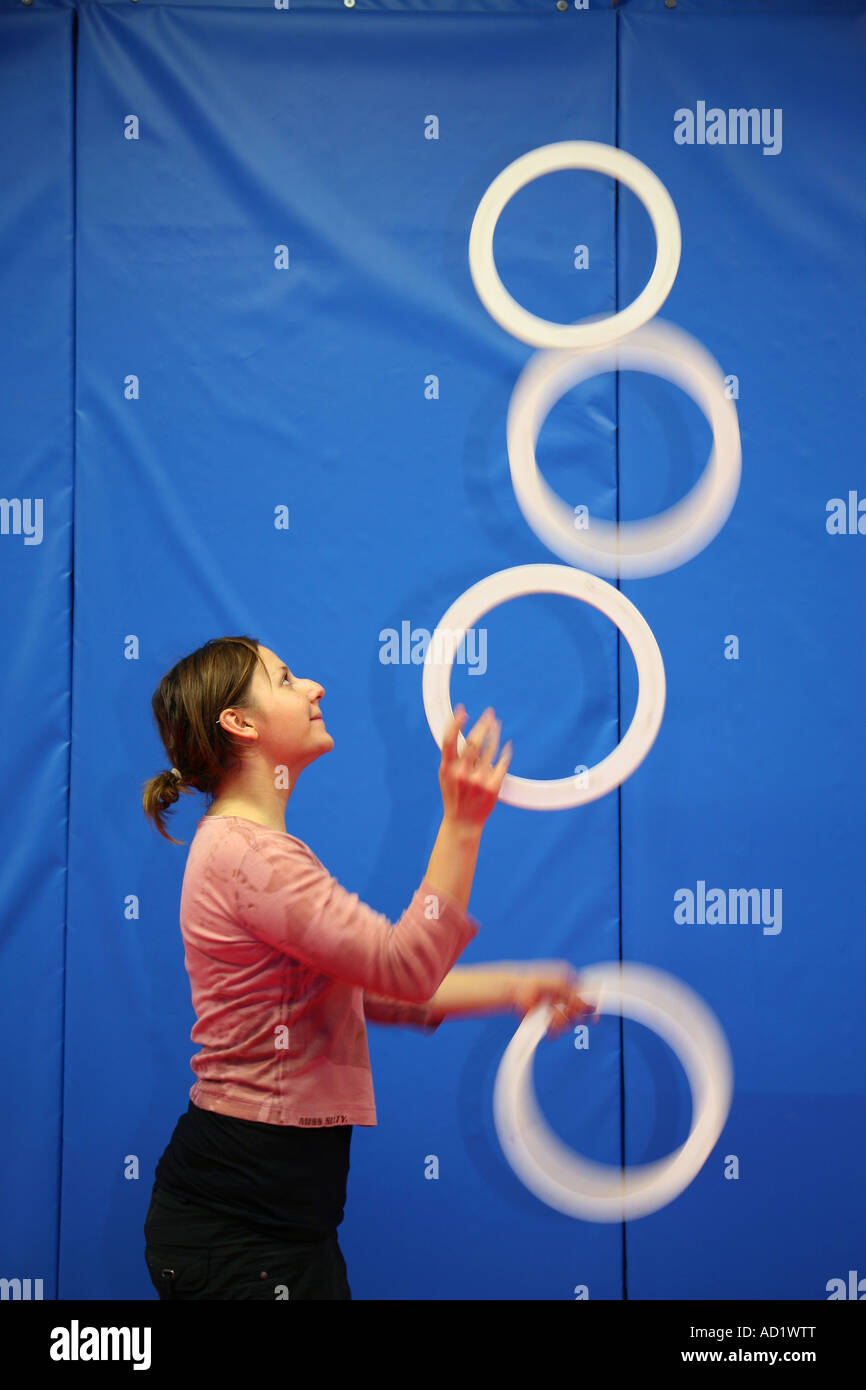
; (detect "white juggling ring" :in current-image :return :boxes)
[468,141,681,350]
[421,563,665,810]
[506,318,742,577]
[493,962,734,1222]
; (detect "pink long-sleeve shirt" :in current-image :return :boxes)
[180,814,481,1127]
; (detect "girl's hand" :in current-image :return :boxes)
[439,704,513,831]
[509,965,600,1038]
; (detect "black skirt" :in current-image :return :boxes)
[153,1099,353,1240]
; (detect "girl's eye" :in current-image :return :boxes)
[282,673,293,687]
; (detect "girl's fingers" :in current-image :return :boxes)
[493,743,513,787]
[479,718,501,768]
[445,708,511,779]
[442,706,466,765]
[460,709,495,767]
[466,708,492,742]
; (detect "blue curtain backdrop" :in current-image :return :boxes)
[1,0,864,1301]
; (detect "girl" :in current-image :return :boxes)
[141,634,592,1300]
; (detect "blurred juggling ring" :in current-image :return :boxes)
[421,563,666,810]
[492,962,734,1222]
[506,318,742,578]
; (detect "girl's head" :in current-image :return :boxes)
[142,635,330,844]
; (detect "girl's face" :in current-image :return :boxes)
[246,644,333,768]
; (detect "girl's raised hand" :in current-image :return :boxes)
[439,704,513,831]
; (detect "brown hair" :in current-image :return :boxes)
[141,635,268,845]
